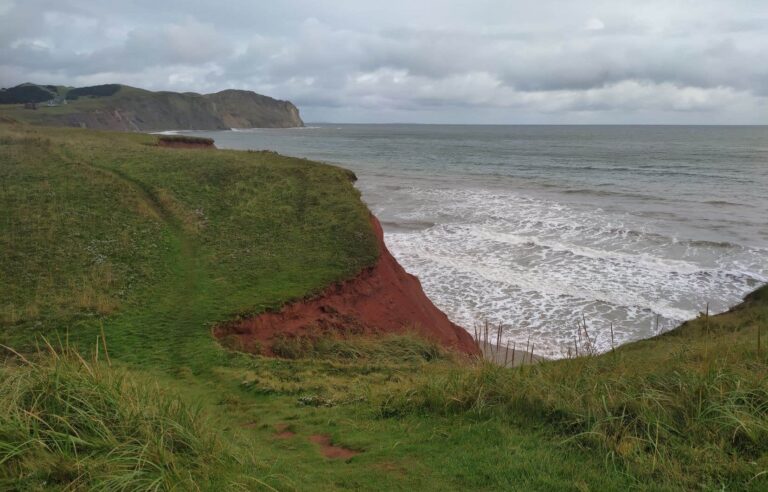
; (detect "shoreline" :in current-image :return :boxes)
[480,341,546,366]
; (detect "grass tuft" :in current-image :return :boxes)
[0,344,239,490]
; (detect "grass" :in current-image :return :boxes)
[0,343,246,490]
[380,286,768,490]
[0,122,377,369]
[1,120,766,490]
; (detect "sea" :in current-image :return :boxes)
[179,125,768,357]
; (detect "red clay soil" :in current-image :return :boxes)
[214,215,479,356]
[309,435,360,459]
[157,140,216,149]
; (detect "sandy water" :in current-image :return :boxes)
[183,125,768,357]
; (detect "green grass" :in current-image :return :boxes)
[380,286,768,490]
[0,122,377,370]
[0,344,250,490]
[1,121,766,490]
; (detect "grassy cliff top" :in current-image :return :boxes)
[0,122,377,367]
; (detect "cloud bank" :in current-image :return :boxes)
[1,0,766,123]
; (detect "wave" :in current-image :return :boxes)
[702,200,743,207]
[468,227,705,275]
[377,181,767,357]
[391,244,702,322]
[560,187,664,202]
[381,220,435,232]
[230,126,323,132]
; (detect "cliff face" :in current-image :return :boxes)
[214,215,480,356]
[206,89,303,128]
[1,84,304,131]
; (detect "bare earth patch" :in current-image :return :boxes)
[309,434,360,460]
[274,423,296,439]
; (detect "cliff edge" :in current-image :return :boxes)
[214,215,480,356]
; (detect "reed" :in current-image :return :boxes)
[610,321,615,352]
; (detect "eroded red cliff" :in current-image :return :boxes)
[214,215,480,356]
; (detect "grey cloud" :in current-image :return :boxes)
[0,0,766,123]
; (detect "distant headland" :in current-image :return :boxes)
[0,82,304,131]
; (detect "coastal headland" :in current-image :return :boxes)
[0,82,304,131]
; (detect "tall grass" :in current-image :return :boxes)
[379,290,768,489]
[0,345,236,490]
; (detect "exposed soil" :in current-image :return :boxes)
[309,434,360,460]
[274,423,296,439]
[214,215,479,356]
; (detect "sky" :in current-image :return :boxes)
[1,0,767,124]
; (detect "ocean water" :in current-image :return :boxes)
[183,125,768,357]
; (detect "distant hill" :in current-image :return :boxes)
[0,83,304,130]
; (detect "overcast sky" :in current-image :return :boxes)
[1,0,766,124]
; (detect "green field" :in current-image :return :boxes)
[1,122,766,490]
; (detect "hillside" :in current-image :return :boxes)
[1,122,766,490]
[0,83,304,130]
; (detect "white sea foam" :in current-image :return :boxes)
[374,186,768,357]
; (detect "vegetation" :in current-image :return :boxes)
[0,84,56,104]
[157,134,215,146]
[0,344,244,490]
[1,121,766,490]
[65,84,122,100]
[0,122,377,369]
[380,286,768,489]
